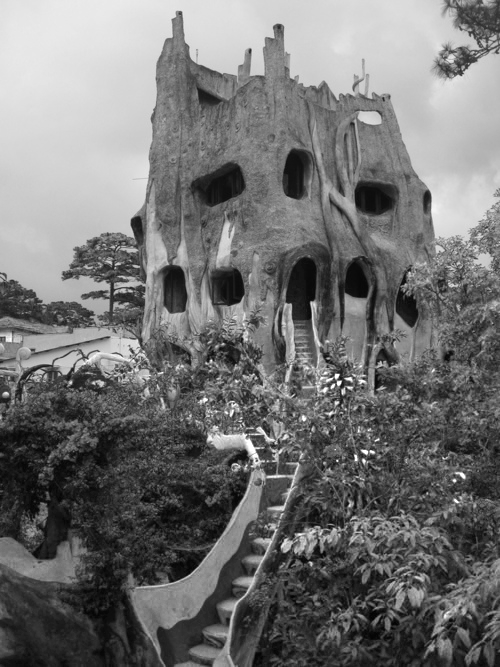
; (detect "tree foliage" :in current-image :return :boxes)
[0,277,44,320]
[2,196,500,663]
[43,301,96,328]
[256,196,500,666]
[258,336,500,666]
[435,0,500,78]
[0,275,95,326]
[62,233,144,323]
[405,190,500,367]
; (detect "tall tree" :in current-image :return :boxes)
[62,233,143,323]
[435,0,500,78]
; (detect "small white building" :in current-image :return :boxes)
[0,325,140,377]
[0,317,69,344]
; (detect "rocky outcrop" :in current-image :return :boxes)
[0,562,104,666]
[0,541,164,666]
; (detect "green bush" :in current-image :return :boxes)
[0,377,246,614]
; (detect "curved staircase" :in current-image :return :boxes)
[132,438,300,667]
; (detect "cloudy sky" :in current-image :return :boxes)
[1,0,499,312]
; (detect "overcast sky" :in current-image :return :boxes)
[1,0,499,312]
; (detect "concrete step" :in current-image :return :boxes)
[202,623,229,648]
[265,521,278,535]
[216,597,238,625]
[241,553,264,576]
[232,575,254,598]
[266,473,294,503]
[267,504,285,520]
[251,537,272,554]
[188,643,220,665]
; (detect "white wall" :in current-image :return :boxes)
[0,334,140,377]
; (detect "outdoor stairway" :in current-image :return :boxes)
[174,446,298,667]
[293,319,317,398]
[293,319,316,367]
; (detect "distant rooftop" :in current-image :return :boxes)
[0,326,129,362]
[0,317,71,335]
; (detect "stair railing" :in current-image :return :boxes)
[214,459,311,667]
[131,465,266,665]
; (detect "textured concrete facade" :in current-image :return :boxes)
[132,12,435,370]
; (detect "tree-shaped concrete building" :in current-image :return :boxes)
[132,12,435,371]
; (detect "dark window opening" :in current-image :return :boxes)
[423,190,432,215]
[197,88,222,107]
[345,261,369,298]
[396,272,418,328]
[283,151,306,199]
[203,166,245,207]
[164,267,188,313]
[286,258,317,320]
[212,269,244,306]
[355,185,393,215]
[131,216,144,245]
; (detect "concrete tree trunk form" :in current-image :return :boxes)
[132,12,435,370]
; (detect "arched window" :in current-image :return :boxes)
[286,258,317,320]
[196,164,245,207]
[197,87,222,107]
[345,261,369,298]
[130,216,144,245]
[396,272,418,327]
[423,190,432,215]
[283,150,312,200]
[211,269,244,306]
[355,184,394,215]
[164,267,187,313]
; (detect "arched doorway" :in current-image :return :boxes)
[286,258,317,320]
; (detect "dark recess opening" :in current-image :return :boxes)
[345,261,369,298]
[204,166,245,206]
[423,190,432,214]
[283,151,305,199]
[197,88,222,107]
[131,216,144,245]
[164,267,188,313]
[355,185,393,215]
[212,269,244,306]
[286,258,317,320]
[396,273,419,328]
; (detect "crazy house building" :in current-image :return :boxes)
[132,12,435,373]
